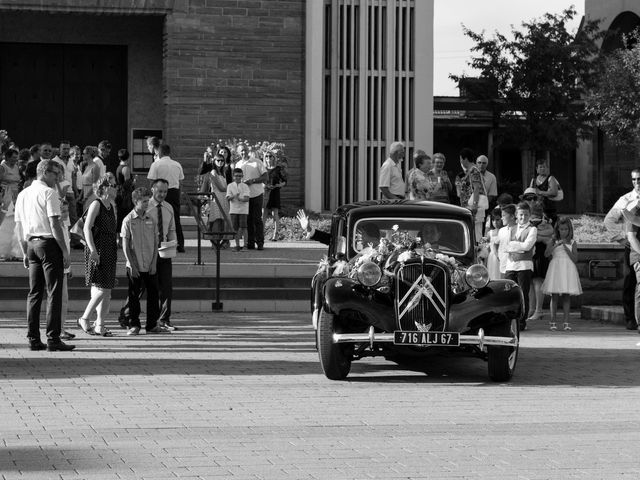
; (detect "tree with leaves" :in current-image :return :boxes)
[451,7,603,159]
[586,30,640,150]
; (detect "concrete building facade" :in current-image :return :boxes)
[0,0,434,212]
[584,0,640,212]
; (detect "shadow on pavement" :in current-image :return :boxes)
[347,345,640,387]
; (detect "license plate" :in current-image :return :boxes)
[394,331,460,346]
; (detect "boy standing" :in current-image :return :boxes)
[121,187,163,335]
[504,202,537,331]
[226,168,250,252]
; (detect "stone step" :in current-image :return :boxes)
[0,285,308,301]
[0,275,309,289]
[0,299,310,313]
[580,305,625,326]
[0,262,318,279]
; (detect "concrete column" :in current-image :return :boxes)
[305,0,324,211]
[414,0,434,159]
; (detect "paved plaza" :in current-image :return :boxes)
[1,313,639,479]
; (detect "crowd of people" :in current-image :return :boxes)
[2,127,636,347]
[0,130,291,350]
[197,142,288,250]
[0,131,190,350]
[376,141,582,332]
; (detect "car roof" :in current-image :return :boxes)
[334,200,473,221]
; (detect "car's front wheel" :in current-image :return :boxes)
[317,310,352,380]
[486,318,519,382]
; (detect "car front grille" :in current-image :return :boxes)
[395,260,449,331]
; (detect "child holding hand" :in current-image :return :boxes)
[226,168,250,252]
[542,217,582,331]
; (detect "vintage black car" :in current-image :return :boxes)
[310,200,523,382]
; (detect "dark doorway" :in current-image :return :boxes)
[0,42,127,155]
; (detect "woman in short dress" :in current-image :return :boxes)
[430,153,453,204]
[78,174,118,337]
[262,151,287,241]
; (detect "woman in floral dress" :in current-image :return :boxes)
[200,154,230,248]
[407,151,437,200]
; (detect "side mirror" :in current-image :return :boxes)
[336,236,347,256]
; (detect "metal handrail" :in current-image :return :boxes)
[183,191,235,310]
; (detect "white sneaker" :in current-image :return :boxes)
[160,321,176,331]
[127,326,140,336]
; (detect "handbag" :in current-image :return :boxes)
[70,200,94,244]
[466,168,489,210]
[530,176,563,202]
[549,182,564,202]
[468,194,489,210]
[70,215,86,244]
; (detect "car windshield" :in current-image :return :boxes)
[351,218,469,255]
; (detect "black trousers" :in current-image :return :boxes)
[505,269,532,322]
[120,257,172,325]
[247,194,264,248]
[157,257,172,323]
[165,188,184,249]
[126,270,160,331]
[623,245,637,325]
[27,238,64,342]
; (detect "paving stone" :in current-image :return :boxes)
[0,313,639,479]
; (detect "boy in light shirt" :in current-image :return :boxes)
[226,168,250,252]
[504,202,537,331]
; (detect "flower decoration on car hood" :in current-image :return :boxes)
[315,228,465,287]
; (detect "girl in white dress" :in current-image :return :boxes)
[487,207,503,280]
[542,217,582,331]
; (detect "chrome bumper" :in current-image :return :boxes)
[333,327,517,350]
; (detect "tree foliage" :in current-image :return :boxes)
[451,7,602,157]
[586,30,640,149]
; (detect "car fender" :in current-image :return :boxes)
[449,280,524,331]
[322,277,395,331]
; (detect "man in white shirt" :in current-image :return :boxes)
[92,140,110,177]
[379,141,406,199]
[476,154,498,235]
[235,145,268,250]
[604,168,640,330]
[147,144,185,252]
[52,140,77,226]
[14,159,75,352]
[148,179,177,330]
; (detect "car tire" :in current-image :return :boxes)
[486,318,519,382]
[317,310,352,380]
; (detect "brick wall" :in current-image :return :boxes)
[164,0,306,208]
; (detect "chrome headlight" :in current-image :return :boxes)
[465,264,490,289]
[357,261,382,287]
